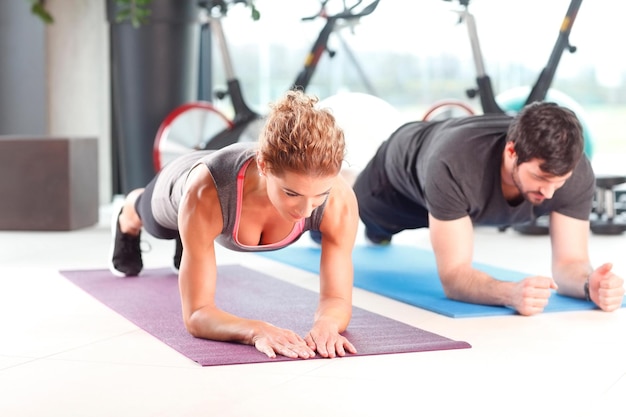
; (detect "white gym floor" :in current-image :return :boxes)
[1,195,625,417]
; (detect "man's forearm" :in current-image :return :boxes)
[552,261,593,299]
[440,266,517,307]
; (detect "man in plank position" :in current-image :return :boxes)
[353,102,624,315]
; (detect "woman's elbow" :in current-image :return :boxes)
[183,311,203,338]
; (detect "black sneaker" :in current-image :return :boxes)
[172,235,183,273]
[365,228,392,246]
[109,209,143,277]
[309,230,322,245]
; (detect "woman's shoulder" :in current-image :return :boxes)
[200,143,257,186]
[325,174,358,217]
[198,142,255,163]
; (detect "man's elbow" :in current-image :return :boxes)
[439,273,465,301]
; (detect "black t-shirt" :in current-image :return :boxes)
[383,114,595,227]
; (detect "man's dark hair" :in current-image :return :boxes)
[507,101,584,176]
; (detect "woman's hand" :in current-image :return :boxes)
[252,322,316,359]
[304,319,357,358]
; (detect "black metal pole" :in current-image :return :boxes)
[107,0,199,194]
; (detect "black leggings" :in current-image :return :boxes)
[134,174,179,240]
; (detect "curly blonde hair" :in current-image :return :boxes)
[258,90,345,177]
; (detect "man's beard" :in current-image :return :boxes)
[511,165,546,206]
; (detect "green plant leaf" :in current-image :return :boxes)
[249,1,261,21]
[30,2,54,24]
[26,0,153,27]
[114,0,152,28]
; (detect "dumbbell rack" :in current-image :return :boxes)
[590,176,626,235]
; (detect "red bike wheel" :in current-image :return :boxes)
[422,100,476,121]
[153,102,233,171]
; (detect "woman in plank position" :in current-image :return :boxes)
[110,90,359,359]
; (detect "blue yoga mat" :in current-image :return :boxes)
[259,244,621,318]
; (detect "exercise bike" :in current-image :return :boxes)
[421,0,617,235]
[152,0,380,172]
[425,0,589,134]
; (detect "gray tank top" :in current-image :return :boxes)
[151,142,326,252]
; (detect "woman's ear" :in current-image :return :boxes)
[256,155,266,176]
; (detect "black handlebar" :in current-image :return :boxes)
[199,0,252,15]
[442,0,470,6]
[302,0,380,22]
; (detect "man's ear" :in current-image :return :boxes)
[505,141,517,159]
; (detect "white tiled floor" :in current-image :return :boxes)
[1,202,625,417]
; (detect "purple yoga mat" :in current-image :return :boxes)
[60,265,470,366]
